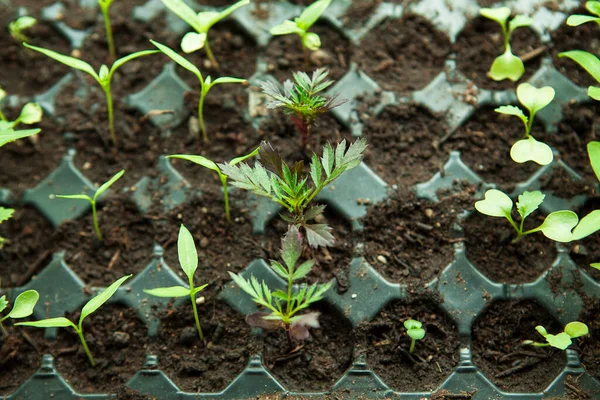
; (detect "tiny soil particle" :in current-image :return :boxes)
[0,324,42,396]
[462,210,557,284]
[353,14,450,95]
[454,17,546,91]
[472,300,566,393]
[353,298,460,392]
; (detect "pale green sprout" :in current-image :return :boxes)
[566,2,600,27]
[98,0,116,59]
[167,147,259,223]
[151,40,246,143]
[161,0,249,69]
[0,290,39,336]
[55,170,125,241]
[16,275,132,366]
[0,128,41,148]
[523,322,589,350]
[495,83,554,165]
[23,43,158,146]
[404,319,425,354]
[9,16,37,42]
[559,50,600,101]
[480,7,533,81]
[144,225,207,341]
[475,189,600,243]
[0,86,43,130]
[270,0,331,56]
[586,141,600,271]
[0,207,15,249]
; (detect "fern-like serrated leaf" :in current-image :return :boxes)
[304,223,334,248]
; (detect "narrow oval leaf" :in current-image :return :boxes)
[302,32,321,50]
[161,0,204,31]
[297,0,331,30]
[538,210,579,242]
[558,50,600,84]
[15,317,75,329]
[231,146,260,166]
[151,40,202,81]
[516,83,555,115]
[480,7,511,25]
[566,15,600,26]
[588,1,600,16]
[80,274,132,323]
[211,77,247,86]
[168,154,219,172]
[588,141,600,181]
[0,128,41,148]
[591,263,600,270]
[111,50,159,76]
[7,290,39,319]
[23,43,99,82]
[565,321,589,338]
[56,194,92,201]
[292,259,315,280]
[144,286,190,298]
[474,189,513,218]
[18,103,43,124]
[210,0,249,28]
[508,14,533,31]
[0,296,7,314]
[510,137,553,165]
[589,86,600,101]
[94,169,125,201]
[178,224,198,281]
[571,209,600,241]
[408,328,426,340]
[270,20,303,35]
[181,32,206,53]
[489,51,525,82]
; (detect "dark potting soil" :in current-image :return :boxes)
[471,300,566,393]
[462,210,558,284]
[353,14,450,96]
[340,0,383,31]
[360,188,471,286]
[568,197,600,283]
[579,301,600,382]
[454,17,545,91]
[538,166,594,201]
[353,298,460,392]
[0,324,42,396]
[261,303,354,392]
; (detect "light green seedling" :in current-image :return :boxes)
[55,170,125,241]
[566,1,600,27]
[16,275,131,366]
[523,321,589,350]
[0,87,43,130]
[0,127,41,148]
[144,225,207,341]
[23,43,158,146]
[9,16,37,42]
[0,207,15,249]
[480,7,533,81]
[151,40,246,143]
[270,0,331,56]
[99,0,116,59]
[167,147,259,223]
[495,83,554,165]
[0,290,39,335]
[475,189,600,243]
[404,319,425,354]
[559,50,600,101]
[161,0,249,69]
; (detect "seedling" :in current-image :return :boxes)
[586,141,600,270]
[161,0,249,69]
[144,225,207,341]
[0,207,15,249]
[261,68,345,149]
[167,147,259,223]
[523,321,589,350]
[475,189,600,243]
[270,0,331,63]
[0,290,39,336]
[16,275,131,366]
[0,127,41,148]
[220,139,367,248]
[566,2,600,28]
[495,83,554,165]
[9,16,37,42]
[229,225,332,341]
[23,43,158,146]
[480,7,533,81]
[404,319,425,354]
[55,170,125,241]
[99,0,116,59]
[559,50,600,101]
[0,87,43,129]
[151,40,246,143]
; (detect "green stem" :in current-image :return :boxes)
[100,4,116,60]
[198,90,208,143]
[220,174,231,224]
[409,338,415,354]
[77,328,96,366]
[104,86,117,146]
[0,109,7,121]
[285,274,293,317]
[204,38,219,70]
[190,287,204,341]
[91,200,102,241]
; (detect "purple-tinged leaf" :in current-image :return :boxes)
[246,312,283,330]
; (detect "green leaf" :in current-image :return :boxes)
[480,7,511,27]
[191,284,207,296]
[545,332,573,350]
[281,225,303,270]
[558,51,600,84]
[231,146,260,166]
[495,105,528,125]
[567,15,600,26]
[536,325,548,337]
[296,0,331,31]
[208,0,249,28]
[489,50,525,82]
[474,189,513,218]
[168,154,219,173]
[588,141,600,181]
[270,261,289,280]
[304,223,334,248]
[94,169,125,201]
[272,290,288,300]
[80,274,131,324]
[516,191,545,220]
[161,0,204,32]
[7,290,39,319]
[591,263,600,270]
[270,20,304,36]
[151,40,202,81]
[181,32,207,53]
[10,16,37,32]
[23,43,99,82]
[99,65,109,82]
[510,137,553,165]
[516,83,555,116]
[508,15,533,32]
[55,194,92,202]
[302,32,321,51]
[571,209,600,241]
[407,327,426,341]
[228,272,257,298]
[293,260,315,280]
[537,210,580,242]
[178,224,198,282]
[404,319,422,330]
[321,143,334,177]
[211,77,246,86]
[16,317,76,329]
[17,103,42,125]
[144,286,190,298]
[0,207,15,223]
[588,86,600,100]
[587,1,600,16]
[565,321,589,338]
[0,128,40,147]
[0,296,7,314]
[110,50,159,77]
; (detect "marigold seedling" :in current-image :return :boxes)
[0,127,41,148]
[55,170,125,241]
[167,147,259,223]
[229,225,331,341]
[151,40,246,143]
[523,321,589,350]
[495,83,554,165]
[0,87,43,130]
[480,7,533,81]
[8,16,37,42]
[16,275,131,366]
[99,0,116,59]
[475,189,600,243]
[404,319,425,354]
[220,139,366,248]
[0,207,15,249]
[23,43,158,146]
[161,0,249,69]
[0,290,39,336]
[261,68,345,149]
[144,225,207,341]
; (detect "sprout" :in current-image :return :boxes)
[261,68,345,149]
[404,319,425,354]
[23,43,158,146]
[559,51,600,101]
[0,86,43,130]
[587,141,600,271]
[55,170,125,241]
[566,1,600,28]
[167,147,259,223]
[220,139,367,248]
[495,83,554,165]
[16,275,132,366]
[0,290,39,336]
[8,16,37,42]
[475,189,600,243]
[98,0,116,59]
[144,225,207,341]
[0,127,41,148]
[228,225,332,342]
[161,0,249,69]
[0,207,15,249]
[523,321,589,350]
[150,40,246,143]
[480,7,533,82]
